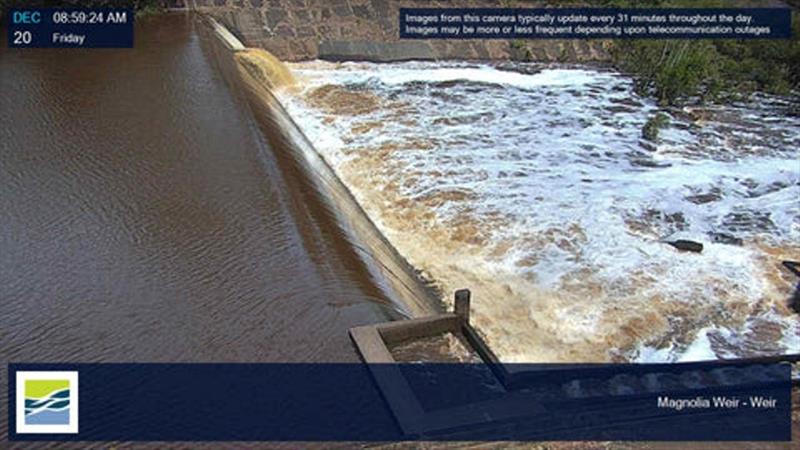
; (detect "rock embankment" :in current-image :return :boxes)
[185,0,612,62]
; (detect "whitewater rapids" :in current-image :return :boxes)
[277,60,800,363]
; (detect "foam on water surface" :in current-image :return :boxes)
[279,61,800,362]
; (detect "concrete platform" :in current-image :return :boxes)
[350,289,800,438]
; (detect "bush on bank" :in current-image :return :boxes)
[595,0,800,106]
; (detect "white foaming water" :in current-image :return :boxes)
[359,66,600,88]
[279,60,800,362]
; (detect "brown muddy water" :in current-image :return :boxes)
[0,14,436,442]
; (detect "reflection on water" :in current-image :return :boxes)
[280,60,800,363]
[0,14,416,441]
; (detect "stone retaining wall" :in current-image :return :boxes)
[185,0,613,62]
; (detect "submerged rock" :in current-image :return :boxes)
[709,232,743,246]
[685,187,723,204]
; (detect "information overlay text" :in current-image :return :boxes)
[8,9,134,48]
[400,8,792,39]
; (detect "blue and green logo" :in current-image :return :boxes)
[24,379,71,425]
[16,371,79,434]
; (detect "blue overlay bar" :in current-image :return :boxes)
[8,362,792,441]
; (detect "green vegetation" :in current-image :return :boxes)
[596,0,800,106]
[510,39,534,61]
[642,112,670,141]
[615,27,800,106]
[132,1,165,18]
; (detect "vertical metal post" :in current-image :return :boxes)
[454,289,470,324]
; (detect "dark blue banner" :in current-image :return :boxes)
[8,362,792,441]
[7,8,134,48]
[400,8,792,39]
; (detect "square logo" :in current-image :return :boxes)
[15,371,79,434]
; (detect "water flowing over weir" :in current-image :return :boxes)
[200,18,440,319]
[275,60,800,363]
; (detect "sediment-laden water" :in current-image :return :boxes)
[0,14,424,442]
[279,60,800,362]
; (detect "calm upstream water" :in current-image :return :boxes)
[280,60,800,363]
[0,14,418,440]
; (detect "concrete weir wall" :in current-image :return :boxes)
[202,16,442,319]
[185,0,612,62]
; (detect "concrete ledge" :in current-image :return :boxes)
[377,314,459,345]
[348,326,394,363]
[348,289,538,436]
[349,289,483,365]
[207,16,244,51]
